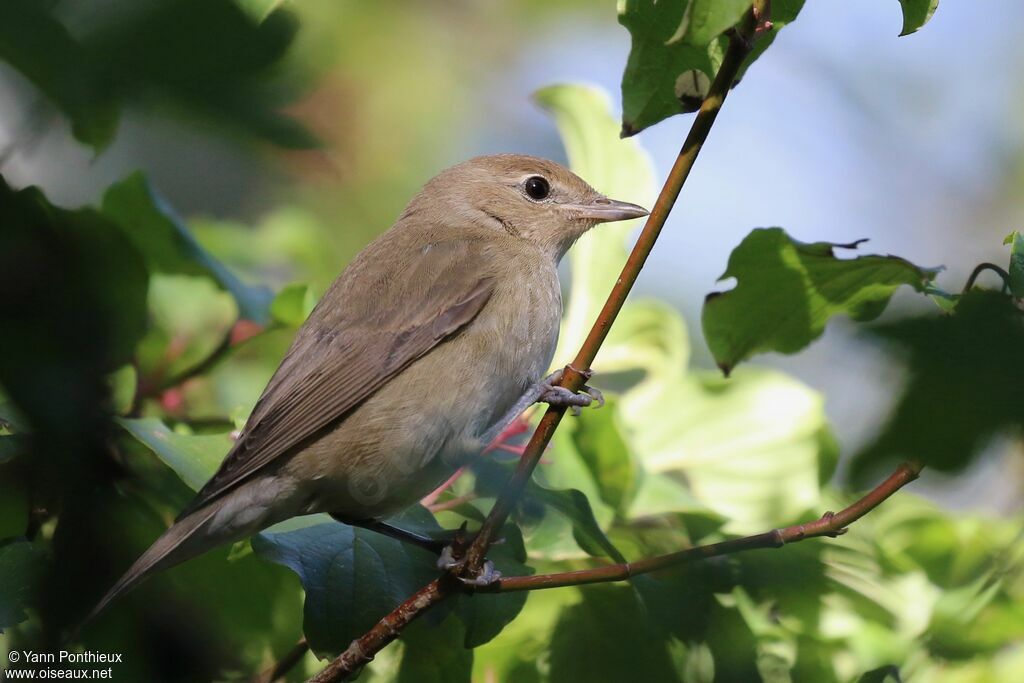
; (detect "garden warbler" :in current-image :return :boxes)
[89,154,647,619]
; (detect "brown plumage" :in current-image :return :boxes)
[88,154,647,620]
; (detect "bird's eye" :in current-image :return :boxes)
[524,176,551,201]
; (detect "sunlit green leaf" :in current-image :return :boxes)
[572,398,639,516]
[1006,230,1024,299]
[897,0,940,36]
[535,84,655,365]
[678,0,750,46]
[118,417,230,491]
[270,283,317,327]
[702,228,939,374]
[107,365,137,416]
[617,0,805,135]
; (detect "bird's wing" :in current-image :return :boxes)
[177,236,495,518]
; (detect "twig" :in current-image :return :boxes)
[252,638,310,683]
[478,462,923,593]
[962,262,1011,295]
[311,4,775,680]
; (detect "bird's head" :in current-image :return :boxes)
[406,154,649,260]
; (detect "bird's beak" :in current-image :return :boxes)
[560,196,649,223]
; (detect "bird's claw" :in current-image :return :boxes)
[437,548,502,587]
[538,369,604,416]
[458,560,502,587]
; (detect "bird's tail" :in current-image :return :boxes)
[85,502,223,625]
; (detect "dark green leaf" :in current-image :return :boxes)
[0,1,118,151]
[102,174,273,323]
[897,0,940,36]
[0,436,30,464]
[454,524,534,648]
[851,290,1024,479]
[702,228,939,374]
[0,540,46,631]
[252,509,442,656]
[397,615,473,683]
[549,586,681,683]
[0,176,148,476]
[858,664,902,683]
[0,0,313,152]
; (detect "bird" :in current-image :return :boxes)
[88,153,648,620]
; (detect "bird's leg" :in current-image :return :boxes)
[478,368,604,447]
[332,515,448,555]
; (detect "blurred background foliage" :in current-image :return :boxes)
[0,1,1021,682]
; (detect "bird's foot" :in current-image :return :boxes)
[538,368,604,416]
[436,523,502,587]
[437,548,502,587]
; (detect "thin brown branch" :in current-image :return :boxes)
[308,580,452,683]
[311,4,774,680]
[478,462,923,593]
[252,638,310,683]
[461,0,771,578]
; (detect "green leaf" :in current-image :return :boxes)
[237,0,287,23]
[107,365,137,416]
[572,398,639,516]
[253,507,528,653]
[858,664,902,683]
[702,228,940,374]
[1006,231,1024,299]
[526,483,627,563]
[850,290,1024,479]
[252,513,441,657]
[897,0,940,36]
[617,1,805,135]
[0,178,148,460]
[397,615,473,683]
[0,1,119,151]
[0,0,312,152]
[134,275,238,381]
[454,524,534,649]
[678,1,750,46]
[535,84,655,365]
[0,540,46,631]
[118,418,231,491]
[269,283,318,327]
[549,586,681,683]
[621,365,836,533]
[0,436,30,464]
[474,460,624,562]
[617,0,721,136]
[102,174,273,323]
